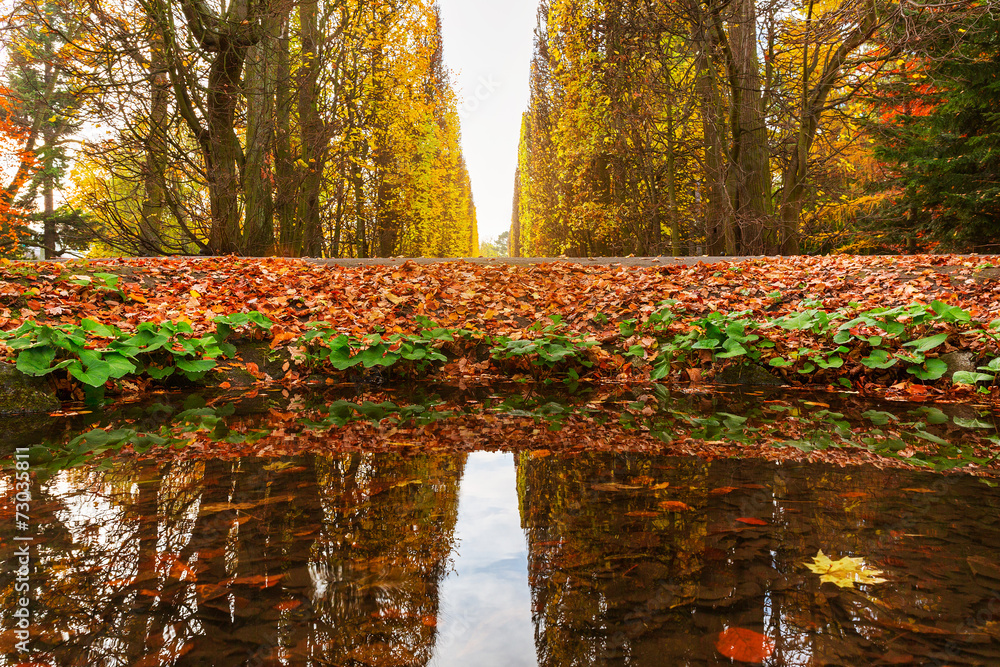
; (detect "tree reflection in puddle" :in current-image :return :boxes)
[518,453,1000,665]
[4,453,464,666]
[2,384,1000,665]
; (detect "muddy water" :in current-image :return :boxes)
[3,442,999,665]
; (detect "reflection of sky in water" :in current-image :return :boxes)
[432,452,535,667]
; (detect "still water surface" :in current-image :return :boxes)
[3,441,1000,665]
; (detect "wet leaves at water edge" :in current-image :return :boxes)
[16,382,1000,476]
[805,550,888,589]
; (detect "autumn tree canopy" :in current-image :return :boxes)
[0,0,478,258]
[511,0,990,258]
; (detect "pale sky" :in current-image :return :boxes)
[436,0,540,246]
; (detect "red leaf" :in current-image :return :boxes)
[736,517,768,526]
[715,627,774,663]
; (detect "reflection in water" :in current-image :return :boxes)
[1,453,464,666]
[432,453,535,667]
[517,453,1000,665]
[1,384,999,665]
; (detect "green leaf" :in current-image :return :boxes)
[175,358,217,374]
[914,406,950,425]
[953,371,994,385]
[716,338,747,359]
[913,430,950,446]
[908,358,948,381]
[69,359,112,387]
[862,410,897,426]
[79,318,118,338]
[861,349,896,369]
[816,355,844,370]
[650,359,671,380]
[930,300,970,323]
[146,365,175,380]
[16,347,58,375]
[358,346,398,368]
[954,417,994,429]
[904,333,949,353]
[247,311,273,329]
[104,353,137,379]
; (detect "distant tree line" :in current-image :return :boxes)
[0,0,478,258]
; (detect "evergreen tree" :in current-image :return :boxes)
[2,0,85,258]
[871,11,1000,250]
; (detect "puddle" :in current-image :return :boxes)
[432,452,535,666]
[2,385,1000,664]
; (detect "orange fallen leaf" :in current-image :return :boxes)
[736,517,768,526]
[659,500,692,511]
[715,627,774,663]
[229,573,285,588]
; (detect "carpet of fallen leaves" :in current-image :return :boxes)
[2,254,1000,402]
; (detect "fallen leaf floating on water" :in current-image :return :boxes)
[805,550,888,589]
[658,500,692,511]
[592,482,644,492]
[967,556,1000,581]
[715,627,775,664]
[736,517,768,526]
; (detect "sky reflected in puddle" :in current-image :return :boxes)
[432,452,535,666]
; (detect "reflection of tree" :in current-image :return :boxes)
[0,451,465,666]
[516,453,1000,665]
[517,452,715,664]
[304,453,465,665]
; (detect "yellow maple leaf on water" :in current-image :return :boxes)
[806,550,888,589]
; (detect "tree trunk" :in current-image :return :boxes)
[205,45,246,254]
[696,38,733,255]
[297,0,323,257]
[778,0,879,255]
[666,93,680,257]
[140,22,168,256]
[242,18,277,256]
[274,19,296,256]
[727,0,771,253]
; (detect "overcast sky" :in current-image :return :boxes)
[436,0,539,246]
